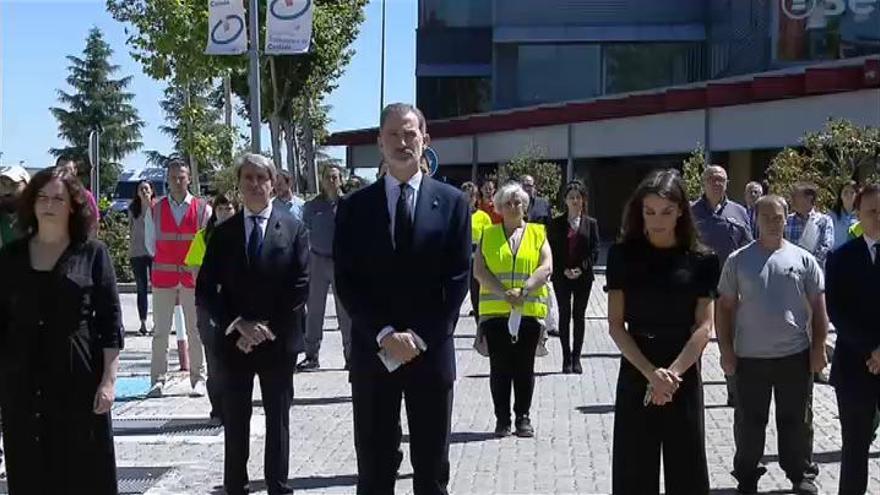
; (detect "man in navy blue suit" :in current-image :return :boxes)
[334,103,471,495]
[827,183,880,495]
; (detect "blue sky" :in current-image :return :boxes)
[0,0,415,171]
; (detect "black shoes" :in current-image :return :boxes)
[735,466,767,494]
[296,356,320,372]
[494,420,511,438]
[572,358,583,374]
[792,478,819,495]
[562,357,572,374]
[514,416,534,438]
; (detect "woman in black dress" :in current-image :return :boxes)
[605,169,719,494]
[0,167,123,494]
[547,180,599,374]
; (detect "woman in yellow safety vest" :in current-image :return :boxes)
[184,192,237,423]
[474,181,552,439]
[185,192,237,270]
[461,181,493,325]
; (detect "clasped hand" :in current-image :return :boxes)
[867,349,880,375]
[234,320,275,354]
[381,331,421,364]
[504,288,526,307]
[646,368,682,406]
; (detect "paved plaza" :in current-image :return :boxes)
[106,277,880,494]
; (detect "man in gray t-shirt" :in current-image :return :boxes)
[716,195,829,495]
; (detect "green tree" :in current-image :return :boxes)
[681,145,706,201]
[497,145,563,215]
[767,119,880,210]
[50,27,144,193]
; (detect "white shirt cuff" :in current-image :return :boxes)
[376,326,395,346]
[225,316,243,336]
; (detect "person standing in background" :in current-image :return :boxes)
[479,178,502,224]
[784,182,834,268]
[144,158,211,399]
[830,180,859,251]
[273,170,305,221]
[461,181,492,325]
[55,156,99,232]
[744,181,764,239]
[128,181,156,335]
[547,180,599,374]
[691,164,752,407]
[0,165,30,249]
[297,164,352,372]
[520,174,553,226]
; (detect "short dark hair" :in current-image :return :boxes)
[18,167,96,243]
[205,192,237,239]
[792,182,819,203]
[620,168,704,252]
[379,103,427,134]
[855,183,880,211]
[166,157,191,174]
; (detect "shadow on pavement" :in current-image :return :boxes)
[402,431,498,445]
[575,404,615,414]
[580,352,621,359]
[211,473,414,493]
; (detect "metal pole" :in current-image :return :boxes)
[379,0,386,115]
[248,0,262,153]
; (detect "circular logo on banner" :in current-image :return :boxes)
[211,15,245,45]
[423,147,439,177]
[781,0,818,20]
[269,0,311,20]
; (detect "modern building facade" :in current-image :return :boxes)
[329,0,880,237]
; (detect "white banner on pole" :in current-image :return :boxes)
[265,0,313,55]
[206,0,248,55]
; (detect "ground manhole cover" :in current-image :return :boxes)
[0,466,170,494]
[113,417,223,436]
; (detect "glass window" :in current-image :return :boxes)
[420,0,492,28]
[604,43,703,94]
[516,44,602,106]
[776,0,880,61]
[417,77,492,120]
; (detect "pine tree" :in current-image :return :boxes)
[50,27,144,194]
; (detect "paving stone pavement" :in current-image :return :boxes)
[112,277,880,494]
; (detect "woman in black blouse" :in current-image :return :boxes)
[0,168,123,494]
[605,169,719,494]
[547,180,599,374]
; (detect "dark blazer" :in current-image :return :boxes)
[195,207,310,371]
[527,196,553,225]
[827,237,880,396]
[334,176,471,385]
[547,214,600,283]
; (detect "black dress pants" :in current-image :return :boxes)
[733,350,816,485]
[196,306,224,420]
[351,368,453,495]
[223,363,294,495]
[483,317,541,423]
[612,336,709,494]
[836,389,880,494]
[553,276,592,360]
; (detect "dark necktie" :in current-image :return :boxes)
[874,244,879,268]
[247,215,264,265]
[394,183,413,253]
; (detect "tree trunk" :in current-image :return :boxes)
[268,57,283,167]
[183,83,201,195]
[301,112,317,193]
[282,119,300,194]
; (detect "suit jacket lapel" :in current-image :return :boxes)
[366,180,394,255]
[256,208,285,268]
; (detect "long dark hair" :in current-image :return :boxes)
[832,180,858,217]
[18,167,96,243]
[620,169,704,251]
[205,192,236,241]
[129,180,155,219]
[561,180,589,216]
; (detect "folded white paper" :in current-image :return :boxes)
[508,309,522,341]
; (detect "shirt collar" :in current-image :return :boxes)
[244,202,273,221]
[795,208,816,220]
[168,193,193,207]
[865,234,879,250]
[702,194,728,214]
[384,170,423,194]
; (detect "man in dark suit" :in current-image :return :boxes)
[196,153,309,495]
[520,174,552,226]
[827,183,880,495]
[334,103,471,495]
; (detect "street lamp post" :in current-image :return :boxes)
[248,0,262,153]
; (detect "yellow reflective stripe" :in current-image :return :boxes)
[153,263,187,272]
[156,233,196,241]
